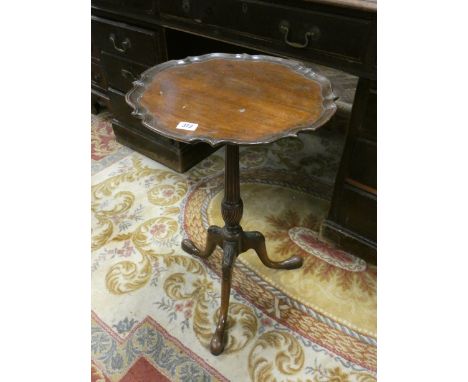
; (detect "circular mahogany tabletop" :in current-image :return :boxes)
[126,53,336,146]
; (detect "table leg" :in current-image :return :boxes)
[182,226,222,258]
[210,239,237,355]
[182,144,302,355]
[242,230,303,269]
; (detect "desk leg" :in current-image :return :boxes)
[321,78,377,264]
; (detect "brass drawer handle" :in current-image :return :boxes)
[279,21,320,48]
[109,33,131,53]
[121,69,137,81]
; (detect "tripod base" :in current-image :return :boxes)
[182,144,303,355]
[182,226,302,355]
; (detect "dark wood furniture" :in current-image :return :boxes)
[322,78,376,262]
[91,13,217,172]
[91,0,377,262]
[126,53,337,354]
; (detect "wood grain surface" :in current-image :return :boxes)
[134,56,335,145]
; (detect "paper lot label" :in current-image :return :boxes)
[176,122,198,131]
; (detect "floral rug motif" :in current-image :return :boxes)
[91,112,376,381]
[92,113,133,175]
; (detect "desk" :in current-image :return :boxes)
[91,0,377,262]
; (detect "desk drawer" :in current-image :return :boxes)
[160,0,372,67]
[91,61,107,91]
[239,1,372,63]
[92,0,156,15]
[338,185,376,242]
[91,16,164,66]
[102,52,148,93]
[348,138,376,190]
[159,0,237,24]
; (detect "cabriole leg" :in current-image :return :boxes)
[182,225,222,259]
[210,240,237,355]
[242,230,303,269]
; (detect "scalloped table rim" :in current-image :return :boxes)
[125,53,337,147]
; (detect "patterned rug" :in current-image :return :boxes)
[91,111,377,382]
